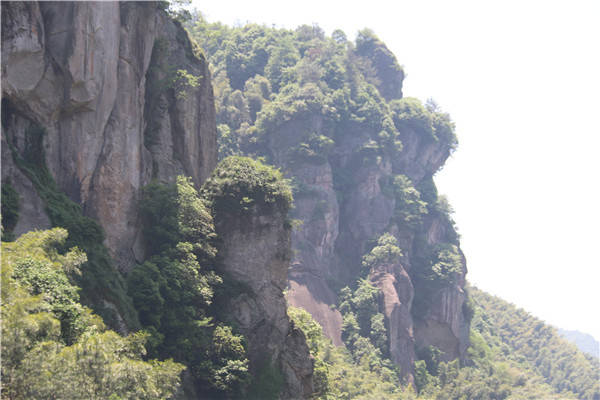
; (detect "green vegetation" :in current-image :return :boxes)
[184,15,456,166]
[202,156,292,218]
[380,174,428,228]
[128,176,249,397]
[468,287,600,399]
[6,123,138,330]
[1,229,184,399]
[401,286,600,399]
[412,241,464,317]
[4,9,595,399]
[289,306,417,400]
[1,180,20,240]
[247,361,284,400]
[362,233,403,270]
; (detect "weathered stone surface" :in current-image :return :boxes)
[370,261,415,381]
[271,99,469,381]
[287,275,343,346]
[214,207,314,399]
[414,286,467,361]
[286,161,344,345]
[1,131,51,237]
[412,212,469,361]
[395,126,451,182]
[1,1,217,271]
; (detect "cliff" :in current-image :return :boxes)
[1,1,216,269]
[189,21,471,383]
[2,2,314,398]
[203,157,314,398]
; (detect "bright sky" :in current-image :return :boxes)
[192,0,600,340]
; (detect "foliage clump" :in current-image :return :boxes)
[128,176,249,397]
[1,228,184,399]
[362,232,403,270]
[289,306,415,400]
[202,156,292,218]
[390,97,458,151]
[1,180,20,241]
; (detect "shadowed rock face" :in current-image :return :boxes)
[370,261,415,381]
[1,1,217,271]
[214,206,314,399]
[3,4,315,397]
[269,101,468,383]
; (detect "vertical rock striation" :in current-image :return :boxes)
[261,71,468,383]
[203,158,315,399]
[1,1,217,270]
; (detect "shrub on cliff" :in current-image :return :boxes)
[1,181,20,240]
[390,97,434,138]
[129,176,249,397]
[202,156,292,218]
[140,176,216,261]
[362,233,403,270]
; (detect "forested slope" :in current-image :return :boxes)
[186,13,469,385]
[468,287,600,399]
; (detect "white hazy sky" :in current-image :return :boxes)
[192,0,600,340]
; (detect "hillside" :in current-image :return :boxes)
[2,2,598,399]
[559,329,600,359]
[468,287,600,399]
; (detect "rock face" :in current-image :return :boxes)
[214,205,314,399]
[286,161,344,346]
[370,261,415,380]
[2,3,315,398]
[1,1,217,270]
[271,96,469,382]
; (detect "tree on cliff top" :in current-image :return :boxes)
[202,156,293,218]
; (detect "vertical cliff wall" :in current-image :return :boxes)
[2,5,315,397]
[202,157,314,398]
[189,22,471,384]
[1,1,217,270]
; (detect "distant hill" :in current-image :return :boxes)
[469,287,600,400]
[559,329,600,359]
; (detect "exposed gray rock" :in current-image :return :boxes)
[395,126,451,182]
[1,1,217,271]
[370,261,415,381]
[272,107,469,378]
[214,207,314,399]
[287,161,343,345]
[414,286,466,361]
[1,131,51,237]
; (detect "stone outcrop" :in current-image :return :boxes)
[272,91,468,383]
[370,261,415,381]
[3,3,316,398]
[213,204,314,399]
[286,161,344,345]
[1,1,217,270]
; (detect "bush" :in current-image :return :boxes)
[247,360,284,400]
[1,229,184,399]
[362,233,403,270]
[1,181,20,240]
[390,97,434,138]
[202,156,292,219]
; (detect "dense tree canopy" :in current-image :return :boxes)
[1,229,184,400]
